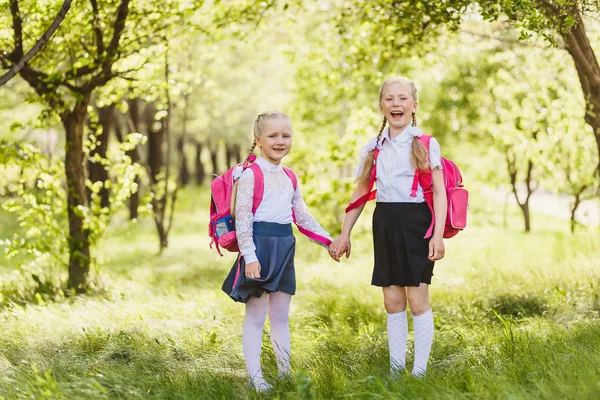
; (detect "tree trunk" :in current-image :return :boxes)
[226,143,240,167]
[114,121,140,220]
[178,92,190,186]
[87,105,113,209]
[233,143,241,165]
[210,146,219,176]
[177,136,190,186]
[159,49,178,253]
[156,223,168,249]
[145,103,168,251]
[519,202,531,233]
[62,94,92,292]
[129,175,140,220]
[570,189,586,233]
[559,8,600,183]
[125,99,144,220]
[195,141,205,185]
[507,153,536,233]
[146,103,164,185]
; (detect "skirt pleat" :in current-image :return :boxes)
[222,222,296,303]
[372,202,434,287]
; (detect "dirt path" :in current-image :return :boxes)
[480,185,600,227]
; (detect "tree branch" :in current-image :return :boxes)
[0,51,11,69]
[462,29,559,50]
[90,0,105,57]
[19,64,81,93]
[0,0,73,87]
[9,0,23,59]
[106,0,130,59]
[17,66,67,111]
[84,0,130,91]
[506,150,523,205]
[525,159,536,202]
[542,1,600,88]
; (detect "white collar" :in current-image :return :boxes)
[382,124,423,145]
[255,156,283,172]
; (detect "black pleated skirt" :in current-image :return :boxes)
[222,222,296,303]
[372,202,434,287]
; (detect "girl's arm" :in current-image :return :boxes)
[329,180,370,261]
[235,170,261,278]
[429,168,446,261]
[291,184,332,246]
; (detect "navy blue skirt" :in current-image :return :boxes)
[222,222,296,303]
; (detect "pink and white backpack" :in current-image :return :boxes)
[346,134,468,239]
[209,156,331,256]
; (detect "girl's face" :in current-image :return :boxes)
[379,81,418,132]
[256,118,293,164]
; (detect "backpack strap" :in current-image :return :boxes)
[283,167,332,247]
[345,140,383,213]
[282,166,298,191]
[410,135,433,197]
[247,163,298,214]
[409,134,437,239]
[208,197,223,257]
[247,163,264,213]
[245,163,331,247]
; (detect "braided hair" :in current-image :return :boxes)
[232,111,291,216]
[356,77,429,184]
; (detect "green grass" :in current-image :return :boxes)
[0,187,599,399]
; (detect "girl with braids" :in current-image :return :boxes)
[328,76,447,377]
[222,111,332,392]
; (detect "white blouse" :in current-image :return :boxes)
[355,127,442,203]
[235,156,332,264]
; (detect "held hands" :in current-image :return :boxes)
[328,235,351,262]
[428,235,445,261]
[245,261,261,279]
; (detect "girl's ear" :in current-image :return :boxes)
[413,101,419,113]
[255,136,262,148]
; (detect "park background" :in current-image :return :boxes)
[0,1,599,399]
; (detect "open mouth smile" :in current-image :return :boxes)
[390,110,404,120]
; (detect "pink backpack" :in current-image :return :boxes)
[209,157,331,256]
[346,135,468,239]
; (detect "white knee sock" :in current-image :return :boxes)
[387,311,408,373]
[268,291,292,376]
[412,309,434,377]
[243,294,271,390]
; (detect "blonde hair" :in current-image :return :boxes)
[356,76,429,184]
[231,111,291,216]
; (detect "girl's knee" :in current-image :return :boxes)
[407,286,429,314]
[383,298,407,314]
[268,306,290,324]
[246,295,269,323]
[408,298,430,315]
[268,292,292,322]
[382,287,407,313]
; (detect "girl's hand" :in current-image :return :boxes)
[245,261,261,279]
[428,236,445,261]
[329,235,351,262]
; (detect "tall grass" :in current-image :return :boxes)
[0,187,598,399]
